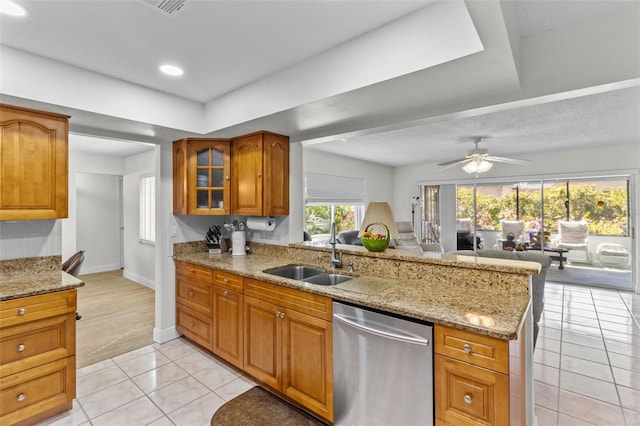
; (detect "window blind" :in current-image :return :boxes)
[305,172,365,205]
[139,175,155,244]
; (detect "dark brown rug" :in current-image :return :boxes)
[211,386,326,426]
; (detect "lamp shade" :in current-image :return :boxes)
[358,202,400,239]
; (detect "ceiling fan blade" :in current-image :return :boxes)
[435,158,472,172]
[437,157,468,166]
[486,156,530,165]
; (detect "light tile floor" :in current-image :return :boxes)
[39,339,257,426]
[37,282,640,426]
[534,282,640,426]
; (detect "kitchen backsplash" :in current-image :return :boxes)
[0,220,61,260]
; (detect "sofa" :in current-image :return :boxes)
[448,249,551,348]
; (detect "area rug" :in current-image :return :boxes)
[211,386,326,426]
[546,264,633,291]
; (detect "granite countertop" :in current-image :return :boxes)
[173,251,531,340]
[0,256,85,301]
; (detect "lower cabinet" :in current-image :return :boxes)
[212,286,243,369]
[244,278,333,422]
[434,324,526,426]
[0,290,77,426]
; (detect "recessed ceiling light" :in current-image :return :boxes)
[159,64,184,76]
[0,0,27,16]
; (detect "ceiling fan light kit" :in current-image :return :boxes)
[437,136,530,175]
[462,158,493,174]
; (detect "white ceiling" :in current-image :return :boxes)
[1,0,638,164]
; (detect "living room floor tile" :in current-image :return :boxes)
[559,371,619,405]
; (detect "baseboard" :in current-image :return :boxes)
[123,270,155,289]
[154,326,180,344]
[81,263,120,275]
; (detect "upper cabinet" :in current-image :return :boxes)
[173,131,289,217]
[232,131,289,216]
[0,104,70,220]
[173,138,231,215]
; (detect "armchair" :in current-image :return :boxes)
[557,220,591,262]
[496,220,526,250]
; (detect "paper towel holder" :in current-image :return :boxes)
[246,216,276,231]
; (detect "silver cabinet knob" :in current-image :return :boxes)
[17,344,25,352]
[188,291,194,297]
[223,278,229,283]
[17,393,26,402]
[257,172,262,178]
[463,344,472,354]
[18,308,26,315]
[464,394,472,404]
[223,290,229,297]
[190,322,196,328]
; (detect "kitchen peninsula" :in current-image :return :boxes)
[174,240,538,425]
[0,256,84,426]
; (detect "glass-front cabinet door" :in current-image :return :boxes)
[188,139,231,215]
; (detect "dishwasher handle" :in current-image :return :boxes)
[334,313,430,346]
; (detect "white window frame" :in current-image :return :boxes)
[139,175,155,245]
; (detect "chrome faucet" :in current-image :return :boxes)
[329,222,343,269]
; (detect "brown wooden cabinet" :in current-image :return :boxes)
[173,138,231,215]
[434,324,526,426]
[231,131,289,216]
[0,290,77,425]
[0,104,70,220]
[175,262,214,350]
[244,278,333,422]
[212,271,244,369]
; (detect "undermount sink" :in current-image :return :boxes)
[303,273,353,286]
[262,264,353,286]
[262,264,325,280]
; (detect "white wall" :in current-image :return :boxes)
[0,220,60,260]
[303,148,394,205]
[63,152,124,261]
[76,172,121,274]
[123,150,156,288]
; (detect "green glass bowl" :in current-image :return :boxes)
[361,222,391,252]
[361,236,390,252]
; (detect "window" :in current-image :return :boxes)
[304,173,365,241]
[139,175,155,244]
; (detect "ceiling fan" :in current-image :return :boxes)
[437,137,530,174]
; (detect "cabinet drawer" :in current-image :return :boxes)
[176,275,213,315]
[244,279,332,321]
[176,261,213,282]
[0,313,75,378]
[176,304,213,350]
[215,270,244,293]
[0,290,76,328]
[435,354,509,426]
[435,325,508,374]
[0,356,75,426]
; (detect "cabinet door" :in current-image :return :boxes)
[176,304,213,350]
[232,133,263,215]
[0,104,69,220]
[435,354,509,426]
[263,133,289,216]
[0,356,75,426]
[187,139,231,215]
[243,296,281,389]
[173,139,188,215]
[175,274,213,316]
[282,309,333,422]
[213,287,243,369]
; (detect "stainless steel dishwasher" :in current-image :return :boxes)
[333,301,433,426]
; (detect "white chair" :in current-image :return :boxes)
[496,220,526,249]
[557,220,591,262]
[456,218,472,232]
[394,221,420,247]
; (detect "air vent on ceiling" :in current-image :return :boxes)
[143,0,186,16]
